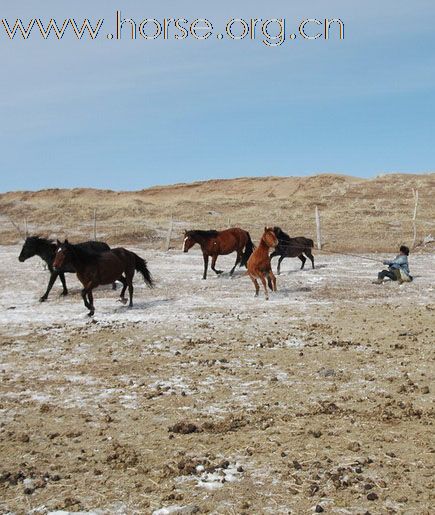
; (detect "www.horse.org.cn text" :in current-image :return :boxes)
[1,12,345,47]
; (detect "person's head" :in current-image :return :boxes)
[399,245,410,256]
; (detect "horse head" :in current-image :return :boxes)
[18,236,42,262]
[182,231,197,253]
[53,239,72,270]
[263,227,278,248]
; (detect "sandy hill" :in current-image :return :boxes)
[0,173,434,252]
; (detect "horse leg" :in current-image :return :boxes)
[259,273,269,300]
[305,250,315,269]
[40,271,58,302]
[249,274,260,297]
[87,290,95,316]
[298,254,306,270]
[277,256,285,275]
[230,251,242,276]
[81,288,92,313]
[112,281,117,290]
[203,254,209,280]
[269,271,277,292]
[59,272,68,296]
[119,277,128,304]
[211,254,223,275]
[126,272,134,308]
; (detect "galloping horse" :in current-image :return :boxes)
[53,240,153,316]
[18,236,114,302]
[270,227,315,274]
[247,227,278,300]
[183,228,254,279]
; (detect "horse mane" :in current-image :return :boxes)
[27,235,54,245]
[25,235,56,251]
[67,243,101,264]
[273,227,290,241]
[187,230,219,240]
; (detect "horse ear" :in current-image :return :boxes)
[64,239,69,245]
[56,239,61,246]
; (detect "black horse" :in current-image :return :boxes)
[18,236,114,302]
[270,227,315,274]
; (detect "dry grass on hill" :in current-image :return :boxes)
[0,173,434,252]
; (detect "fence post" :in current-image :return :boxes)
[93,209,97,240]
[412,188,419,248]
[164,214,174,251]
[24,217,28,237]
[315,205,322,250]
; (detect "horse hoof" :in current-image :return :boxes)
[119,298,128,305]
[39,297,47,303]
[61,291,68,297]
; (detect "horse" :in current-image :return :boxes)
[270,227,315,274]
[183,228,254,280]
[18,236,115,302]
[247,227,278,300]
[53,240,153,316]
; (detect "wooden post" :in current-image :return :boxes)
[412,189,419,248]
[93,209,97,240]
[164,214,173,251]
[227,217,231,227]
[24,217,28,237]
[315,206,322,250]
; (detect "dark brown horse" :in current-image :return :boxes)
[53,240,153,316]
[18,236,115,302]
[183,228,254,279]
[247,227,278,300]
[271,227,315,274]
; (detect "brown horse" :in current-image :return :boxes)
[183,228,254,279]
[247,227,278,300]
[53,240,153,316]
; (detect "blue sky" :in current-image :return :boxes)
[0,0,434,192]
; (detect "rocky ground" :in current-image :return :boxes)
[0,245,434,514]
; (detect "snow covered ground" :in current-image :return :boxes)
[0,245,433,333]
[0,244,434,514]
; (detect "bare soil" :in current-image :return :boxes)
[0,246,434,514]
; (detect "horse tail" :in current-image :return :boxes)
[241,232,255,268]
[133,253,154,288]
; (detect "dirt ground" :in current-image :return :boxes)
[0,245,434,514]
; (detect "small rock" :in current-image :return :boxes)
[367,492,379,501]
[168,421,201,434]
[347,441,361,452]
[421,386,430,394]
[315,505,324,513]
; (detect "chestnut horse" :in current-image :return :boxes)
[53,240,153,316]
[247,227,278,300]
[183,228,254,279]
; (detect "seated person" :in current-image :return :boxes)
[373,245,412,284]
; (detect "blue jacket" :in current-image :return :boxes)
[383,254,411,278]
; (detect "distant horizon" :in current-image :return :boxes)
[1,170,433,195]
